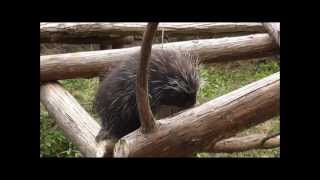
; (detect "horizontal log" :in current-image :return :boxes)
[208,133,280,153]
[113,72,280,157]
[40,33,278,82]
[40,23,266,43]
[40,82,100,157]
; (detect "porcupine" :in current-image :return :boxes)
[94,48,200,142]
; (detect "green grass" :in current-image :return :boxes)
[40,104,82,157]
[197,59,280,103]
[40,58,280,158]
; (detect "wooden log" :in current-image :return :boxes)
[40,33,278,82]
[208,133,280,153]
[40,82,101,157]
[263,23,280,46]
[113,72,280,157]
[40,23,266,43]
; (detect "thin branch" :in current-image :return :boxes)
[207,133,280,153]
[136,22,159,133]
[260,131,280,148]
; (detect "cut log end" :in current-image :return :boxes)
[113,139,130,157]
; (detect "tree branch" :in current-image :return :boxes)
[207,133,280,153]
[259,131,280,147]
[136,22,158,133]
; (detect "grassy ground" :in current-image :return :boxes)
[40,57,280,158]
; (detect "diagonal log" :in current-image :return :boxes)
[113,72,280,157]
[40,82,100,157]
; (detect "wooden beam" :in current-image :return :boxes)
[40,23,266,43]
[40,33,278,82]
[113,72,280,157]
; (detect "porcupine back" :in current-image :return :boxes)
[95,48,200,141]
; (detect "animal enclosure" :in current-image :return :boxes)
[40,22,280,157]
